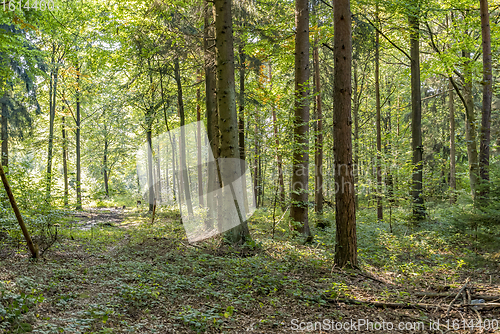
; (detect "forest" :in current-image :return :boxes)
[1,0,500,332]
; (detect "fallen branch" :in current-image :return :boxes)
[446,278,469,317]
[413,291,500,301]
[323,297,442,310]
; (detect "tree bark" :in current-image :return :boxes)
[46,60,58,201]
[375,4,383,220]
[103,137,109,198]
[313,43,324,215]
[62,113,69,206]
[238,43,249,213]
[146,60,155,213]
[204,0,219,226]
[291,0,311,238]
[174,57,193,216]
[215,0,249,243]
[156,142,162,202]
[448,79,456,204]
[196,72,204,206]
[1,95,8,170]
[409,8,425,220]
[333,0,357,267]
[463,51,479,200]
[269,64,286,211]
[76,65,82,210]
[479,0,492,196]
[253,109,260,208]
[353,60,359,206]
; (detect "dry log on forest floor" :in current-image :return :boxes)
[412,291,500,301]
[320,296,500,311]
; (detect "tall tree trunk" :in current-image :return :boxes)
[385,80,394,204]
[103,137,109,198]
[46,63,58,201]
[238,43,249,213]
[269,64,286,211]
[448,79,456,204]
[146,60,155,213]
[409,7,425,220]
[196,72,204,206]
[253,108,260,208]
[463,51,479,199]
[353,60,359,206]
[313,44,324,214]
[375,4,383,220]
[215,0,249,243]
[76,65,82,210]
[291,0,311,238]
[204,0,219,226]
[333,0,357,267]
[62,113,69,206]
[156,142,162,202]
[479,0,492,197]
[146,128,154,211]
[1,95,7,170]
[174,57,193,216]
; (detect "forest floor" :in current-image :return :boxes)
[0,206,500,333]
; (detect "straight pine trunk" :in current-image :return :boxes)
[196,72,204,206]
[291,0,311,238]
[448,80,456,203]
[76,65,82,210]
[215,0,249,243]
[238,44,249,213]
[409,8,425,220]
[62,114,69,206]
[313,44,323,214]
[204,0,219,226]
[1,95,8,169]
[269,64,286,211]
[463,51,479,200]
[375,4,383,220]
[174,57,193,216]
[103,137,109,197]
[353,61,359,206]
[479,0,492,196]
[46,62,58,201]
[333,0,357,267]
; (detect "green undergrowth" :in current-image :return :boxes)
[0,204,498,333]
